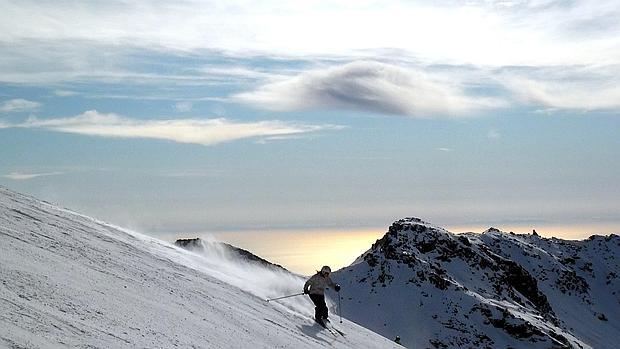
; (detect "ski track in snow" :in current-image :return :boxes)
[0,187,400,349]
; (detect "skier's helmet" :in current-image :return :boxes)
[320,266,331,274]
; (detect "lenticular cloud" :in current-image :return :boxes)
[235,61,505,118]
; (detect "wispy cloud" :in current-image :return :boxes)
[198,66,286,81]
[4,110,343,146]
[502,71,620,110]
[487,129,501,139]
[53,90,78,97]
[0,99,41,112]
[2,171,63,180]
[174,102,193,112]
[1,1,618,66]
[0,41,281,86]
[236,61,505,118]
[436,147,453,152]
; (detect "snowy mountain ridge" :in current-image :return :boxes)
[334,217,620,349]
[0,187,400,348]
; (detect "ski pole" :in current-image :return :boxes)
[266,292,305,302]
[338,290,342,323]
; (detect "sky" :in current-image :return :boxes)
[1,1,619,270]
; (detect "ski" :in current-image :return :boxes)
[326,325,345,337]
[330,327,345,337]
[326,328,339,336]
[320,324,339,337]
[318,320,344,337]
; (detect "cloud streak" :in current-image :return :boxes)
[2,171,63,180]
[0,99,41,113]
[487,129,501,139]
[174,102,193,112]
[236,61,505,118]
[3,110,342,146]
[502,72,620,110]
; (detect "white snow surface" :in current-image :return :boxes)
[0,187,400,349]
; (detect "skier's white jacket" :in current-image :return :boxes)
[304,273,336,295]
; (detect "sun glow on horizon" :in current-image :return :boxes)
[155,221,620,276]
[447,222,620,240]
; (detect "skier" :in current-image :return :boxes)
[303,265,341,327]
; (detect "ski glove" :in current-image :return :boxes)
[334,284,341,292]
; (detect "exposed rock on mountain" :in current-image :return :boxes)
[334,218,619,349]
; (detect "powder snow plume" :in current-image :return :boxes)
[153,235,341,320]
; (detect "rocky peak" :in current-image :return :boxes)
[388,217,439,237]
[174,238,203,250]
[376,217,470,260]
[337,218,619,348]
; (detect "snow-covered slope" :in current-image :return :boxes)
[0,187,400,348]
[334,218,620,349]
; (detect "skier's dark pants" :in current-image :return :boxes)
[309,294,328,321]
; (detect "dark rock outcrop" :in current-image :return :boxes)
[174,238,289,272]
